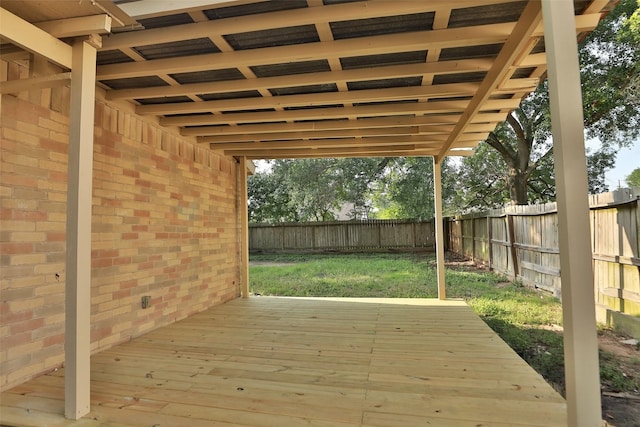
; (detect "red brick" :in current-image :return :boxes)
[1,331,32,348]
[93,249,119,258]
[1,173,38,188]
[0,242,34,254]
[0,308,33,324]
[92,258,113,268]
[10,318,45,335]
[43,333,64,347]
[47,232,66,241]
[12,210,48,221]
[40,138,67,154]
[113,256,131,266]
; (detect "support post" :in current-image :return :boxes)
[433,158,446,300]
[542,1,602,426]
[65,39,97,420]
[239,157,250,298]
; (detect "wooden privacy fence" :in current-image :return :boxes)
[249,219,436,252]
[447,188,640,322]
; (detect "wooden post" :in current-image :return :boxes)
[506,214,519,280]
[542,1,602,425]
[65,38,97,420]
[239,157,250,298]
[433,158,446,300]
[487,216,493,271]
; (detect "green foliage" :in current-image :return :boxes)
[453,143,512,211]
[248,158,389,223]
[248,157,457,223]
[579,0,640,144]
[279,158,342,221]
[626,167,640,187]
[248,170,298,223]
[373,157,457,220]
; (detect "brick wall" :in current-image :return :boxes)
[1,65,241,390]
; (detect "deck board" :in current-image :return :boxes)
[0,297,566,426]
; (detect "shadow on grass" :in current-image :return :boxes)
[481,316,566,395]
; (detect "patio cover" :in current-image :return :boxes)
[0,0,617,425]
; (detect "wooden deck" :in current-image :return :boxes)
[0,297,566,426]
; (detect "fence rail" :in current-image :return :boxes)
[249,219,436,253]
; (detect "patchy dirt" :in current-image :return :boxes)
[603,394,640,427]
[599,329,640,427]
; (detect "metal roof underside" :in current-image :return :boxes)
[2,0,616,160]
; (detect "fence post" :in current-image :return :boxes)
[487,216,493,271]
[506,213,519,280]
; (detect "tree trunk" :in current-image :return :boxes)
[507,168,529,204]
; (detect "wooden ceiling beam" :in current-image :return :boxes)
[101,0,523,51]
[437,0,543,159]
[160,98,519,127]
[532,13,601,36]
[224,144,422,158]
[0,7,72,69]
[211,135,486,151]
[105,58,493,100]
[97,23,516,80]
[196,123,495,143]
[35,15,112,38]
[180,113,506,137]
[0,72,71,94]
[238,148,476,160]
[242,150,441,160]
[135,82,481,116]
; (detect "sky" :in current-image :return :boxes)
[605,141,640,189]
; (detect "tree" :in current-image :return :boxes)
[248,158,390,223]
[335,158,389,219]
[627,167,640,187]
[477,0,639,205]
[373,157,456,219]
[247,168,298,223]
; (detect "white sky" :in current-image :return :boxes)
[605,141,640,188]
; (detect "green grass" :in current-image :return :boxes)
[249,252,637,395]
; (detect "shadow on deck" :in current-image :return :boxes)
[0,297,566,426]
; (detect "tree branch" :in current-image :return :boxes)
[485,133,517,169]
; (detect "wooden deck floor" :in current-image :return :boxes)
[1,297,566,426]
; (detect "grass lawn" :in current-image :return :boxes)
[250,252,640,398]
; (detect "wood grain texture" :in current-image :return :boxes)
[0,297,566,426]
